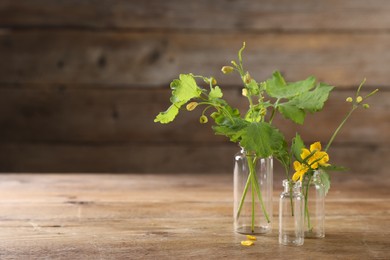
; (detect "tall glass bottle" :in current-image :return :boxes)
[279,180,304,246]
[233,148,273,234]
[302,170,325,238]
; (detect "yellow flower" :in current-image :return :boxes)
[346,97,353,102]
[300,142,330,169]
[292,161,309,182]
[292,142,330,182]
[356,96,363,103]
[241,240,254,246]
[246,235,257,241]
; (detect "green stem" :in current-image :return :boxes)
[236,173,251,219]
[289,183,295,217]
[268,98,280,124]
[325,106,356,152]
[236,155,271,226]
[251,180,255,232]
[304,175,313,231]
[248,156,271,223]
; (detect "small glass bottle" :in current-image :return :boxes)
[233,148,273,234]
[302,170,325,238]
[279,179,304,246]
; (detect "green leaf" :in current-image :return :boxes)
[277,82,334,124]
[265,71,316,99]
[154,101,185,124]
[319,170,331,195]
[291,133,305,162]
[240,122,285,158]
[274,139,290,173]
[212,118,249,142]
[170,74,202,103]
[209,86,223,99]
[154,74,202,124]
[288,83,334,113]
[246,80,260,95]
[278,104,306,124]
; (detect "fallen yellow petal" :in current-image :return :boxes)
[241,240,254,246]
[246,235,257,241]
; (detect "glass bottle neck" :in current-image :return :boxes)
[283,179,302,193]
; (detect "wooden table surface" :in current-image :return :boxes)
[0,173,388,259]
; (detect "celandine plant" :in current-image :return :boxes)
[154,43,339,234]
[287,80,378,238]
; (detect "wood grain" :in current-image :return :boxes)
[1,31,390,87]
[0,143,388,175]
[1,0,390,31]
[0,87,387,144]
[0,174,388,259]
[0,1,388,174]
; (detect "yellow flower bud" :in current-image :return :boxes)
[346,97,353,102]
[199,115,208,124]
[204,77,217,85]
[211,77,217,85]
[243,72,252,84]
[241,240,254,246]
[186,102,198,111]
[221,66,234,74]
[363,104,370,109]
[242,88,248,97]
[356,96,363,103]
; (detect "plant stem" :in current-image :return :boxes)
[304,174,313,231]
[235,173,251,219]
[251,180,255,232]
[248,156,271,223]
[325,106,356,152]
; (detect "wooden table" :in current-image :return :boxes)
[0,173,388,259]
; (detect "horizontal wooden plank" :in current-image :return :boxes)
[0,143,388,176]
[1,0,390,31]
[0,174,388,259]
[1,31,390,87]
[0,216,388,259]
[0,87,387,145]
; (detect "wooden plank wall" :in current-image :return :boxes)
[0,0,388,174]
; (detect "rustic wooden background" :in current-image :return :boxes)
[0,0,388,175]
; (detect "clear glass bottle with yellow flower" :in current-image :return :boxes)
[291,141,329,238]
[302,170,326,238]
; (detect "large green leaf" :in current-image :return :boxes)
[265,71,316,99]
[289,83,334,112]
[155,74,202,124]
[277,82,334,124]
[240,122,285,158]
[212,116,248,142]
[170,74,202,103]
[154,101,185,124]
[278,104,306,124]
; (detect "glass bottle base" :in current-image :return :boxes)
[235,225,271,235]
[279,235,304,246]
[304,230,325,238]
